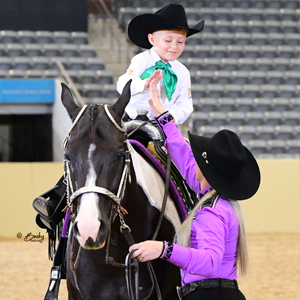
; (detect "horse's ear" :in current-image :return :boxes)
[61,83,82,121]
[111,79,132,117]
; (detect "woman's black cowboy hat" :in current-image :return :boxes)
[127,4,205,49]
[188,130,260,200]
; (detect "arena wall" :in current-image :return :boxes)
[0,160,299,238]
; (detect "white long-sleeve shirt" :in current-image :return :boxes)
[116,47,194,125]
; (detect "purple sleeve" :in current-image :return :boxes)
[165,207,228,277]
[158,119,201,193]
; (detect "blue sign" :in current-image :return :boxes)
[0,79,55,103]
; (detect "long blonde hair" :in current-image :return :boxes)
[177,189,248,276]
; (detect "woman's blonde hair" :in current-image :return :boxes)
[177,189,248,276]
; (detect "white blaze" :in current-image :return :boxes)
[75,143,101,246]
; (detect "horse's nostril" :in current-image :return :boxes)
[85,236,97,248]
[99,219,107,233]
[73,221,81,237]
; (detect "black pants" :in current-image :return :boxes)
[184,287,246,300]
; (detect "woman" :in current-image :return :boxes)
[129,82,261,300]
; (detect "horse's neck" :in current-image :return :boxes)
[128,144,181,234]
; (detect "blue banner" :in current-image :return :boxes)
[0,79,55,103]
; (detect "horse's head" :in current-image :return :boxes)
[61,80,131,250]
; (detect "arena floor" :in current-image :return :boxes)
[0,233,299,300]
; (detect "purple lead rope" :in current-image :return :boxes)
[62,207,71,238]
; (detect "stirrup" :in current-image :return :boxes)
[33,176,67,260]
[33,197,53,230]
[33,175,67,230]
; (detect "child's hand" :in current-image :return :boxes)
[145,70,163,88]
[149,81,166,117]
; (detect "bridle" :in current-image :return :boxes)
[62,103,170,300]
[63,104,131,226]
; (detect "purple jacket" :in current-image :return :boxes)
[159,117,239,285]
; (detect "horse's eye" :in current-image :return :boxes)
[117,152,124,160]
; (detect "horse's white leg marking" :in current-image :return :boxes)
[75,143,101,247]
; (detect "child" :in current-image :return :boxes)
[117,3,205,125]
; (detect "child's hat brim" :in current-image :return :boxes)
[127,5,204,49]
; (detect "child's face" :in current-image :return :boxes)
[148,29,186,61]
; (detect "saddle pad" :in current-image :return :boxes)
[147,141,198,211]
[130,139,188,221]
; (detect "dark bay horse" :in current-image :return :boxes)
[61,80,181,299]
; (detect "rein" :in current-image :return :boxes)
[63,104,171,300]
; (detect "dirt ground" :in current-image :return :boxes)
[0,233,299,300]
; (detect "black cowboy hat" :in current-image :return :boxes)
[188,130,260,200]
[127,4,205,49]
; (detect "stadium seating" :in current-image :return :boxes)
[275,125,295,141]
[247,140,268,156]
[257,125,275,140]
[197,125,219,137]
[0,30,113,96]
[238,125,257,142]
[1,0,298,158]
[218,98,236,112]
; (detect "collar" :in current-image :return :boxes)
[199,186,212,199]
[149,47,174,68]
[198,187,229,201]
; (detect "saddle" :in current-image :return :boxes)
[147,140,198,216]
[127,119,198,220]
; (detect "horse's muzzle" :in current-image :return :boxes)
[74,218,108,250]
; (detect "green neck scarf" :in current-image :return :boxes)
[140,60,177,101]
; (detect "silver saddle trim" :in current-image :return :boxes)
[123,120,163,141]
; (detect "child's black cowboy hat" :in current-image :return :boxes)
[188,130,260,200]
[127,4,205,49]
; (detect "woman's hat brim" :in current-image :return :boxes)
[127,14,204,49]
[188,131,261,200]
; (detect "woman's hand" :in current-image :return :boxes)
[145,70,163,88]
[129,241,164,262]
[148,81,166,118]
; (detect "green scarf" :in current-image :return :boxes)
[140,60,177,101]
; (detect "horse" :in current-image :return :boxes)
[61,80,182,300]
